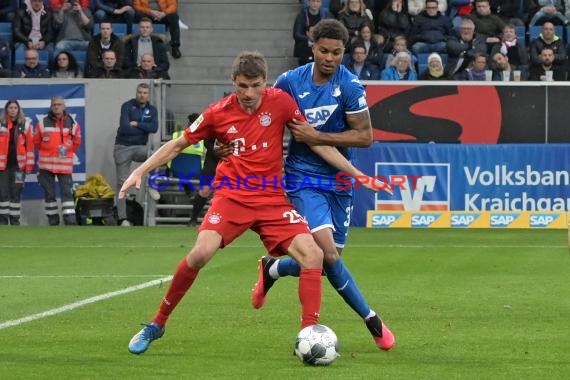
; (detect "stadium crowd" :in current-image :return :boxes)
[294,0,570,81]
[0,0,183,78]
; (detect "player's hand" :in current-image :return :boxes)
[119,172,142,199]
[288,119,319,144]
[358,175,393,196]
[213,140,233,161]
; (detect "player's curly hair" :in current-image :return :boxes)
[231,51,267,80]
[311,19,349,46]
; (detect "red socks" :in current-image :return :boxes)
[298,268,322,329]
[152,258,199,327]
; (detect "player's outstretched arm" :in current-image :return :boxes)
[309,145,393,195]
[288,110,372,147]
[119,135,189,198]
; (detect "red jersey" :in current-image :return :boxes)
[183,88,303,200]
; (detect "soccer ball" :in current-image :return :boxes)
[294,324,340,366]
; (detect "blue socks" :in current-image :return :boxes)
[276,257,371,319]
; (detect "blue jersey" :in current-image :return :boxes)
[274,63,368,195]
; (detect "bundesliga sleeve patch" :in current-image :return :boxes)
[358,96,367,108]
[190,114,204,133]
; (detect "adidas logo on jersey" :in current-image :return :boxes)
[226,126,238,134]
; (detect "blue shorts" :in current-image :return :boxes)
[287,187,353,248]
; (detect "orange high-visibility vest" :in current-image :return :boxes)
[34,112,82,174]
[0,118,35,172]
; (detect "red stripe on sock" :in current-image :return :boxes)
[152,257,199,327]
[299,268,322,329]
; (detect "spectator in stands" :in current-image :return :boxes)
[49,0,90,10]
[93,0,135,33]
[407,0,447,16]
[490,0,538,26]
[50,50,83,78]
[419,52,447,79]
[453,51,488,79]
[128,52,170,79]
[93,49,124,77]
[85,21,125,78]
[381,51,417,79]
[490,23,529,71]
[13,48,50,78]
[34,96,82,226]
[293,0,333,66]
[330,0,378,17]
[529,0,569,26]
[448,0,474,31]
[349,21,383,68]
[133,0,182,58]
[490,52,517,80]
[345,41,380,79]
[0,0,16,22]
[123,17,169,74]
[384,34,416,68]
[53,0,94,54]
[0,35,10,72]
[529,46,566,79]
[446,18,487,78]
[114,83,158,227]
[337,0,374,39]
[377,0,410,49]
[529,22,567,68]
[13,0,54,55]
[409,0,453,55]
[468,0,505,52]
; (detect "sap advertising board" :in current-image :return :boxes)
[350,143,570,227]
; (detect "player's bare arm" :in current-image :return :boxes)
[309,145,393,195]
[119,135,190,198]
[287,110,372,147]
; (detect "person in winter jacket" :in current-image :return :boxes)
[113,83,158,226]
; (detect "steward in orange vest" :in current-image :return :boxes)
[33,96,82,225]
[0,100,34,225]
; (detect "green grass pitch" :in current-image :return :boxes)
[0,227,569,379]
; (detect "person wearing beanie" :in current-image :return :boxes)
[420,52,447,80]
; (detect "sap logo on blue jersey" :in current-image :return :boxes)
[305,105,338,127]
[411,213,440,227]
[371,213,401,228]
[490,214,519,227]
[451,214,479,227]
[530,214,559,227]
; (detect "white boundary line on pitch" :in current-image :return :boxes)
[0,244,565,249]
[0,275,170,279]
[0,275,172,331]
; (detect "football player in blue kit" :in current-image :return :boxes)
[252,19,395,350]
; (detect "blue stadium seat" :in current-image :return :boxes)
[132,23,167,34]
[0,22,12,44]
[69,50,87,73]
[170,154,202,178]
[14,47,50,66]
[93,23,128,38]
[515,25,526,46]
[529,25,563,42]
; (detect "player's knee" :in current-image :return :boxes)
[186,246,212,269]
[323,250,340,265]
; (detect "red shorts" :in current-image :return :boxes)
[199,195,311,256]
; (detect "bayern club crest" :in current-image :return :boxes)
[259,112,272,127]
[208,212,222,224]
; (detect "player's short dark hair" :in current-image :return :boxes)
[311,19,349,46]
[231,51,267,80]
